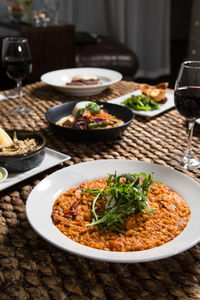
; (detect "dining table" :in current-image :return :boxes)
[0,79,200,300]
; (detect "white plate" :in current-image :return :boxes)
[0,94,6,101]
[109,89,174,117]
[0,148,71,192]
[41,67,122,96]
[26,159,200,263]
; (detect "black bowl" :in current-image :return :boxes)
[45,101,135,141]
[0,130,46,172]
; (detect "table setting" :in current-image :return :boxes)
[0,53,200,299]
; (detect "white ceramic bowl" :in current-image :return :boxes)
[41,67,122,96]
[26,159,200,263]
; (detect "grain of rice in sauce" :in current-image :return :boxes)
[51,178,191,252]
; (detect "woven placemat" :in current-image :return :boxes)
[0,81,200,300]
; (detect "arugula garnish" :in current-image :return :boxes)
[82,172,157,232]
[122,94,161,111]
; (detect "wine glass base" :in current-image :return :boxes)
[7,88,23,99]
[170,154,200,169]
[9,105,31,115]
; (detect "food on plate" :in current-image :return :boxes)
[56,102,124,130]
[140,82,168,102]
[51,172,191,252]
[122,94,162,111]
[0,171,3,181]
[66,74,100,86]
[0,167,7,183]
[0,130,39,156]
[0,128,13,148]
[122,82,169,111]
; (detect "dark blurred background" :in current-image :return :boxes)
[0,0,197,91]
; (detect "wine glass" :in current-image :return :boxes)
[173,60,200,169]
[1,37,32,114]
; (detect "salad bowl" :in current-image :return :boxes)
[45,101,135,141]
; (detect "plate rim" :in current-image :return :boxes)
[26,159,200,263]
[196,119,200,125]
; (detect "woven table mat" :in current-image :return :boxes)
[0,81,200,300]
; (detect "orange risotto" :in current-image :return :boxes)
[51,178,191,252]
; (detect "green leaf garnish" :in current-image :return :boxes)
[82,172,158,232]
[77,103,103,116]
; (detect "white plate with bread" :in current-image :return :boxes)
[109,83,174,118]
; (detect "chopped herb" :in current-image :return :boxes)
[77,103,103,116]
[122,94,162,111]
[82,172,157,232]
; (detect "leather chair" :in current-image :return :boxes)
[75,33,139,80]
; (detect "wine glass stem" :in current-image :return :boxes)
[16,80,22,98]
[184,119,195,158]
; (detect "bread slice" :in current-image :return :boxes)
[140,82,168,102]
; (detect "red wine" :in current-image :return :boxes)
[174,86,200,119]
[3,57,32,81]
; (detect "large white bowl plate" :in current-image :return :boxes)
[41,68,122,96]
[26,159,200,263]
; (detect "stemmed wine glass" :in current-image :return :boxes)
[1,37,32,114]
[174,60,200,169]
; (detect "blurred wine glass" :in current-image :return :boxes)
[173,60,200,169]
[2,37,32,114]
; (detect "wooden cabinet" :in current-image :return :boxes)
[0,23,75,87]
[21,24,75,83]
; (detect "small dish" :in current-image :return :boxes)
[0,166,8,183]
[0,148,71,192]
[41,67,122,96]
[109,89,174,118]
[0,130,46,172]
[45,101,135,141]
